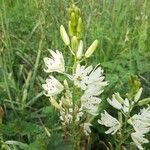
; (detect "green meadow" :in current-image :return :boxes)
[0,0,150,149]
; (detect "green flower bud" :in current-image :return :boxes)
[77,17,83,38]
[71,36,78,52]
[74,6,81,19]
[138,98,150,106]
[50,96,61,109]
[67,8,73,16]
[76,40,83,60]
[85,40,98,58]
[60,25,70,46]
[68,21,75,37]
[71,12,76,26]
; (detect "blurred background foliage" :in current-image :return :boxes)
[0,0,150,149]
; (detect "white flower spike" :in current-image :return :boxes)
[44,50,65,73]
[42,76,64,96]
[98,111,121,134]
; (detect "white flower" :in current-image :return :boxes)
[74,64,93,90]
[131,132,149,150]
[107,94,130,113]
[83,123,92,136]
[84,83,104,96]
[128,108,150,134]
[42,76,64,96]
[98,111,121,134]
[122,98,130,113]
[43,50,65,73]
[107,95,122,110]
[76,111,84,122]
[81,94,101,116]
[74,64,107,91]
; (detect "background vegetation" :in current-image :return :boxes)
[0,0,150,149]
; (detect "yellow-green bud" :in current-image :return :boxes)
[71,12,76,26]
[60,25,70,46]
[85,40,98,58]
[76,40,83,60]
[71,36,78,52]
[77,17,83,37]
[50,96,61,109]
[68,21,75,37]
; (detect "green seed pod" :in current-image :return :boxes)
[71,36,78,52]
[71,12,76,26]
[60,25,70,46]
[85,40,98,58]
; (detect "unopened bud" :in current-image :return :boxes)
[74,6,81,19]
[71,36,78,52]
[85,40,98,58]
[77,17,82,33]
[71,12,76,26]
[134,88,143,102]
[76,40,83,60]
[77,17,83,38]
[114,92,124,104]
[68,21,75,37]
[50,97,61,109]
[138,98,150,106]
[60,25,70,46]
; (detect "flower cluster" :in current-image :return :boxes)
[128,108,150,150]
[98,88,150,149]
[41,4,150,149]
[42,48,107,136]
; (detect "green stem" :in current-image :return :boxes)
[29,23,44,99]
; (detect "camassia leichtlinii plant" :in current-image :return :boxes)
[42,4,150,150]
[42,4,107,149]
